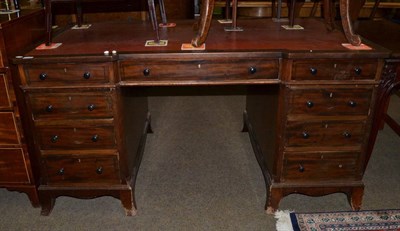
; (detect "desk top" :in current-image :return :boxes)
[20,18,388,60]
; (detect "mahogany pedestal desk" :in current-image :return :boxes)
[14,18,388,215]
[0,9,45,207]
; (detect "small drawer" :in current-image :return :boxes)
[23,63,114,86]
[0,112,20,145]
[29,91,114,120]
[287,87,373,116]
[282,151,360,182]
[36,124,116,150]
[120,58,279,82]
[0,73,11,108]
[0,148,30,183]
[291,59,378,81]
[43,156,120,185]
[284,120,366,148]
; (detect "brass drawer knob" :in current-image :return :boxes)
[143,68,150,76]
[39,73,47,80]
[51,135,59,143]
[83,72,91,79]
[248,66,257,74]
[309,67,317,75]
[96,167,103,175]
[46,105,54,112]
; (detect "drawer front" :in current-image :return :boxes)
[36,125,116,150]
[0,148,30,183]
[0,73,11,108]
[43,156,120,185]
[120,59,279,82]
[24,63,113,86]
[282,151,360,182]
[291,60,378,81]
[0,112,20,145]
[29,91,114,120]
[287,87,373,116]
[285,120,366,148]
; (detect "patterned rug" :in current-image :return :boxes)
[275,209,400,231]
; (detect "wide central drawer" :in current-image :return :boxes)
[120,58,279,82]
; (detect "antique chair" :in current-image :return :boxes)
[44,0,167,45]
[191,0,363,47]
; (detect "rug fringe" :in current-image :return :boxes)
[275,210,294,231]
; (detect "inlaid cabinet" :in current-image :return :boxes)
[0,9,45,207]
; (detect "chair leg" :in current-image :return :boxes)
[191,0,215,47]
[147,0,160,42]
[369,0,381,19]
[225,0,231,19]
[76,0,83,27]
[45,0,53,46]
[159,0,167,25]
[310,0,319,17]
[339,0,361,46]
[288,0,296,27]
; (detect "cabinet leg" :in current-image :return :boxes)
[347,186,364,211]
[120,190,137,216]
[39,194,55,216]
[265,187,283,214]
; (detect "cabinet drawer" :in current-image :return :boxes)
[120,58,279,82]
[29,91,114,120]
[287,87,373,116]
[291,59,378,81]
[0,73,11,108]
[36,124,116,150]
[23,63,113,86]
[285,120,366,148]
[43,156,120,185]
[282,151,360,182]
[0,112,20,145]
[0,148,30,183]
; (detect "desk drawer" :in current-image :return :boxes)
[287,87,373,116]
[0,148,30,183]
[28,91,114,120]
[23,63,114,86]
[36,124,116,150]
[284,120,366,148]
[43,156,120,185]
[120,59,279,82]
[282,151,360,182]
[291,59,378,81]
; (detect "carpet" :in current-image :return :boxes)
[275,209,400,231]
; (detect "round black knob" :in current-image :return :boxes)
[46,105,54,112]
[343,132,352,138]
[348,101,357,108]
[91,135,99,142]
[96,167,103,175]
[39,73,47,81]
[302,132,310,139]
[143,68,150,76]
[306,101,314,108]
[87,104,95,111]
[248,66,257,74]
[58,168,65,175]
[354,67,362,75]
[298,164,305,173]
[83,72,91,79]
[310,67,317,75]
[51,135,59,143]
